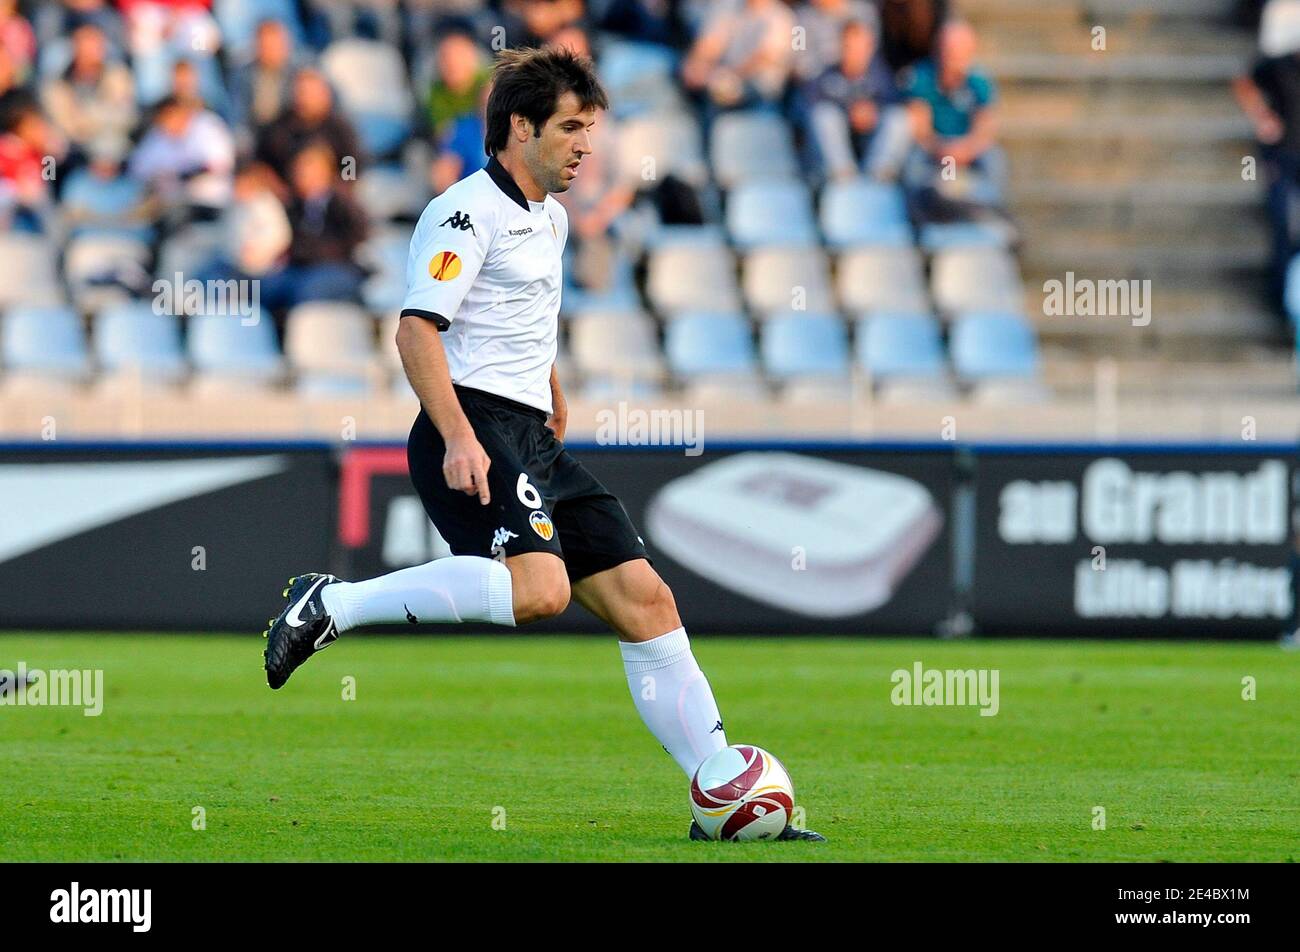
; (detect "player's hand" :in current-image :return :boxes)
[443,432,492,505]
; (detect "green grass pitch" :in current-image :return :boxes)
[1,633,1296,862]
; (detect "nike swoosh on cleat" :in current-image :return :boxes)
[312,623,338,651]
[286,576,331,627]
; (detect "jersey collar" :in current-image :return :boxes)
[486,155,532,212]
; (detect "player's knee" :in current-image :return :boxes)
[515,576,571,624]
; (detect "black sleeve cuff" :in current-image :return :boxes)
[400,308,451,331]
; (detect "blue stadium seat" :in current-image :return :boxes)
[95,303,187,380]
[61,169,152,242]
[855,313,946,380]
[2,305,89,378]
[665,313,756,377]
[761,313,850,379]
[187,310,281,379]
[949,312,1040,381]
[918,220,1014,252]
[819,178,911,249]
[726,179,818,249]
[321,40,414,157]
[710,111,797,186]
[1284,253,1300,325]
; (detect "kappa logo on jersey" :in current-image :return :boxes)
[528,510,555,541]
[439,210,476,234]
[428,250,462,281]
[492,527,519,548]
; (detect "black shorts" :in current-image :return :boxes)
[407,385,649,582]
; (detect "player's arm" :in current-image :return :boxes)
[399,199,496,504]
[546,362,567,441]
[396,316,492,504]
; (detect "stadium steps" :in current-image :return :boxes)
[965,0,1275,350]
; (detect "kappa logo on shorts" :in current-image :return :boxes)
[528,510,555,541]
[491,526,519,561]
[428,250,462,281]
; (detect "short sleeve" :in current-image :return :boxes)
[971,71,997,108]
[401,196,493,329]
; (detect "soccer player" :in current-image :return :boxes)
[262,47,823,843]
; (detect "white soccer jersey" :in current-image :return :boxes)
[401,156,568,414]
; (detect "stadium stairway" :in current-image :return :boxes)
[959,0,1283,358]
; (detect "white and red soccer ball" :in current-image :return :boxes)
[689,745,795,841]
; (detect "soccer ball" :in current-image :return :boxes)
[689,744,795,841]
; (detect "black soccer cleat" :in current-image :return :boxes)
[688,820,827,842]
[263,573,339,690]
[776,824,827,842]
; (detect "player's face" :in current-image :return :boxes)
[527,90,596,194]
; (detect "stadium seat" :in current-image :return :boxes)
[1261,0,1300,56]
[726,179,818,249]
[836,247,930,314]
[640,223,727,252]
[133,49,228,111]
[60,169,152,243]
[0,234,64,308]
[646,244,741,315]
[760,313,850,380]
[356,226,414,314]
[296,373,373,398]
[664,313,756,378]
[616,112,708,189]
[598,40,682,117]
[855,313,946,380]
[187,310,282,383]
[819,179,912,249]
[710,111,797,187]
[1284,253,1300,326]
[918,220,1014,253]
[357,164,428,222]
[1,305,90,380]
[949,312,1041,382]
[320,39,414,157]
[930,247,1025,315]
[155,224,228,282]
[569,310,664,384]
[94,303,187,382]
[64,236,152,312]
[284,302,376,380]
[741,247,835,315]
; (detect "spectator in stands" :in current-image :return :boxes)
[499,0,586,48]
[0,45,21,100]
[793,0,879,82]
[426,28,490,143]
[117,0,219,60]
[128,92,235,220]
[681,0,796,111]
[804,18,910,182]
[0,0,35,84]
[229,18,298,133]
[40,22,136,168]
[903,19,1004,207]
[207,161,291,280]
[255,67,364,200]
[254,140,369,312]
[0,90,66,232]
[879,0,948,74]
[430,82,489,194]
[35,0,126,51]
[590,0,677,46]
[1235,47,1300,303]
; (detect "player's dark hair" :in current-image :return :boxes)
[483,46,608,156]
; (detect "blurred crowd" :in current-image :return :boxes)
[0,0,1006,326]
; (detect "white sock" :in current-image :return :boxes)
[321,556,515,633]
[620,627,727,777]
